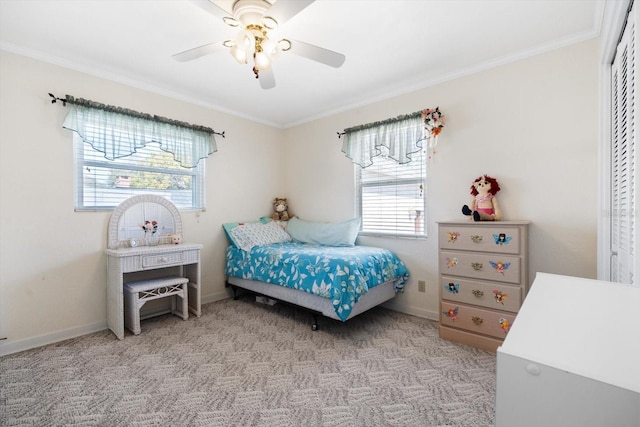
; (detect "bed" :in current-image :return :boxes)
[223,218,410,329]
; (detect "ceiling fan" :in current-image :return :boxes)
[173,0,346,89]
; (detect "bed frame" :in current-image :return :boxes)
[226,277,397,330]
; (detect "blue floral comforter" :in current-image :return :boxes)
[225,242,409,321]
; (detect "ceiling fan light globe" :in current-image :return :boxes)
[261,38,280,58]
[230,45,248,64]
[235,30,256,52]
[254,51,272,70]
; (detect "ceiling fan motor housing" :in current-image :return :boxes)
[232,0,272,27]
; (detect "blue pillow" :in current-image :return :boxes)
[285,217,361,246]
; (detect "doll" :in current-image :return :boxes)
[462,174,502,221]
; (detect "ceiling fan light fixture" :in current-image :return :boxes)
[230,45,248,64]
[261,37,280,58]
[235,29,256,52]
[254,51,272,70]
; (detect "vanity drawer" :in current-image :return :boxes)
[142,252,185,269]
[440,301,516,339]
[439,225,521,254]
[440,251,520,284]
[441,276,522,313]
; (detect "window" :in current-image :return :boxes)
[74,135,205,211]
[62,96,216,211]
[342,112,428,238]
[356,146,426,237]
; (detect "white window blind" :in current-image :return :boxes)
[611,6,637,285]
[357,147,426,237]
[74,135,205,211]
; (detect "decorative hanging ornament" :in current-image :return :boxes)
[422,107,445,159]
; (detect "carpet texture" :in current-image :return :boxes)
[0,297,496,426]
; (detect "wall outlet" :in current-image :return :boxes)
[418,280,426,292]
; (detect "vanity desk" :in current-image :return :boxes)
[105,195,202,340]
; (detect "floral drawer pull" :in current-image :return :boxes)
[472,316,484,326]
[470,235,483,243]
[471,262,483,270]
[472,289,484,298]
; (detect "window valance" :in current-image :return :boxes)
[61,95,219,168]
[341,111,425,168]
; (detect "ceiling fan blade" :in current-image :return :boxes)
[266,0,315,26]
[288,40,346,68]
[172,41,225,62]
[188,0,230,20]
[259,68,276,89]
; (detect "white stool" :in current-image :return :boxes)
[123,276,189,335]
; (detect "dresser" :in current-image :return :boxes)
[496,273,640,426]
[437,221,529,352]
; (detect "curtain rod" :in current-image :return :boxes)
[48,93,226,138]
[337,110,423,139]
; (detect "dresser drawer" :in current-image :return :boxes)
[439,225,521,254]
[440,251,520,284]
[142,252,185,269]
[440,301,516,339]
[441,276,522,313]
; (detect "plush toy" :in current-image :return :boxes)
[462,174,502,221]
[170,233,182,245]
[271,197,291,221]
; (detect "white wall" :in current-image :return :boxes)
[0,51,284,353]
[284,39,599,319]
[0,37,599,353]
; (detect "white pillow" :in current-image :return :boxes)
[229,221,292,251]
[285,217,361,246]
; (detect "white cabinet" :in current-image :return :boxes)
[437,221,529,352]
[496,273,640,427]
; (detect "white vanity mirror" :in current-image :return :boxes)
[107,195,182,249]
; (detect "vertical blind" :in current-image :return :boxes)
[611,6,637,285]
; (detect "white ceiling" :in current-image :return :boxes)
[0,0,603,128]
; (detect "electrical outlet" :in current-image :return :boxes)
[418,280,426,292]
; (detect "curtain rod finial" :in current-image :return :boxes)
[48,93,67,106]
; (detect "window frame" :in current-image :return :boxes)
[73,135,205,212]
[355,148,427,239]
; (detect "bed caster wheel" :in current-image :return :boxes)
[312,323,318,331]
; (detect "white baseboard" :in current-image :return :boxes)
[0,292,436,357]
[381,300,439,321]
[0,321,107,357]
[202,290,232,305]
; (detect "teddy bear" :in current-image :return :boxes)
[462,174,502,221]
[271,197,291,221]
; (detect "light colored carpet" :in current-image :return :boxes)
[0,296,496,426]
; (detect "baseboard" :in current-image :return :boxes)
[0,292,435,356]
[201,290,233,305]
[381,300,439,321]
[0,320,107,357]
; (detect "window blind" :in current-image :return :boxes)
[357,147,426,237]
